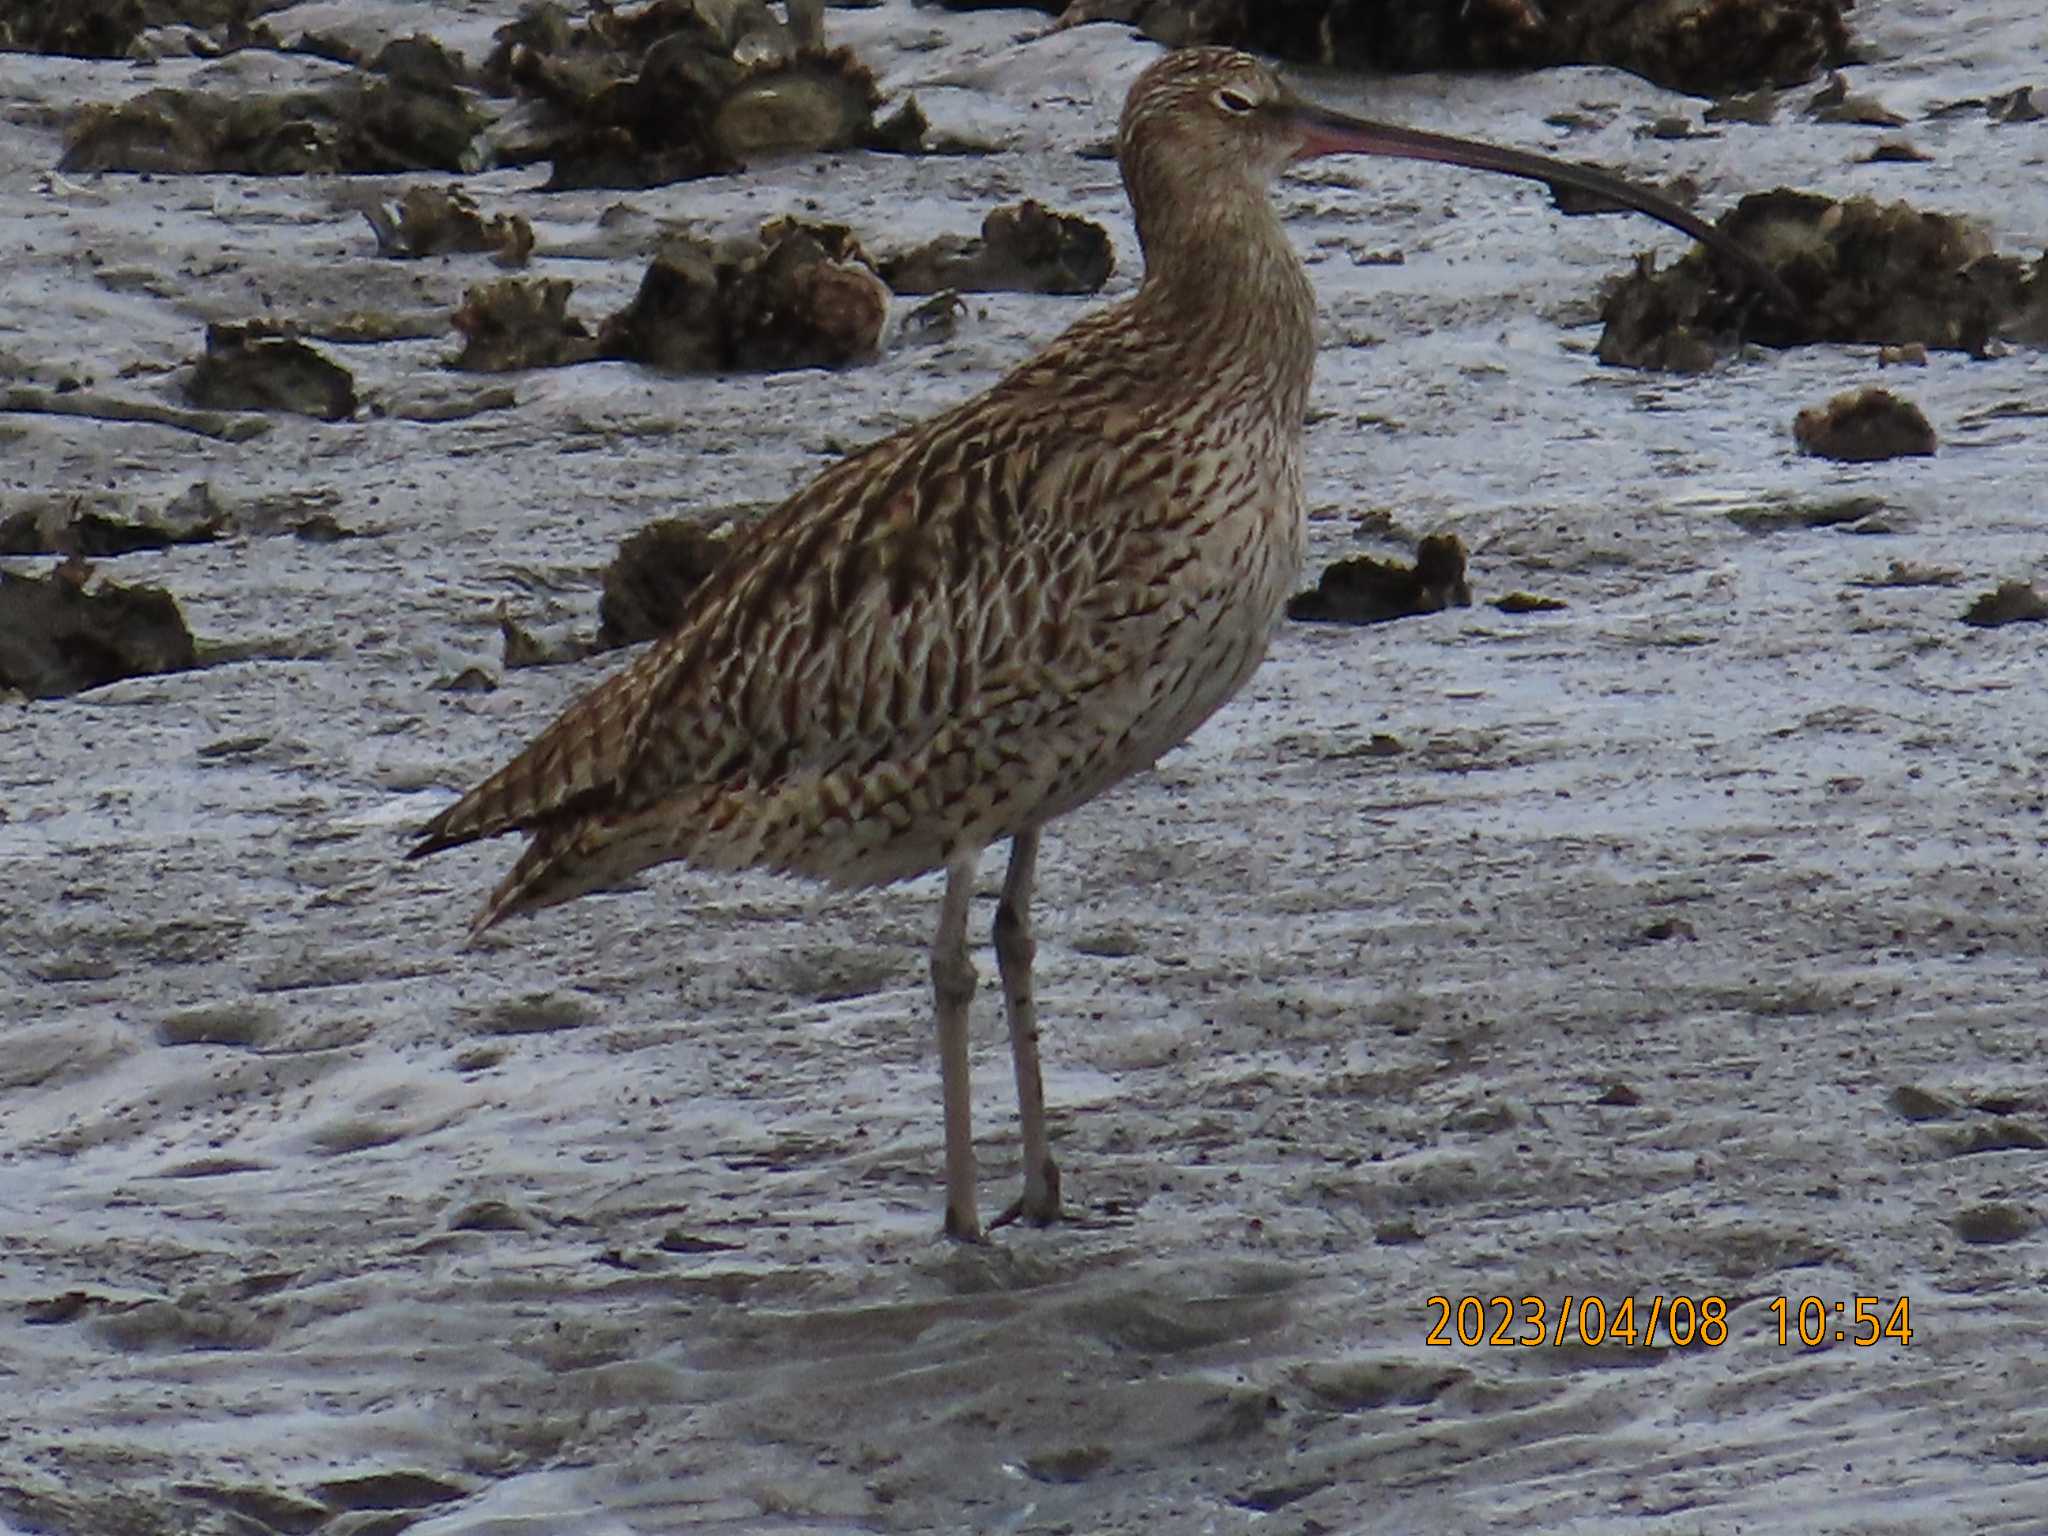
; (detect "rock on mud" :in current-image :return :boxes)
[483,0,924,190]
[598,514,746,648]
[880,201,1115,296]
[0,483,227,557]
[449,279,598,372]
[1287,533,1472,624]
[363,186,534,266]
[0,0,291,58]
[61,59,483,175]
[1961,581,2048,628]
[960,0,1852,95]
[0,561,198,698]
[1793,387,1936,462]
[1599,191,2048,369]
[598,220,889,373]
[186,323,357,420]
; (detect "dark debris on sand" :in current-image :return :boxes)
[880,201,1115,297]
[0,560,198,699]
[0,484,226,558]
[598,514,748,649]
[1599,191,2048,371]
[364,186,534,266]
[597,220,890,373]
[1288,533,1472,625]
[1961,582,2048,628]
[0,0,292,59]
[61,46,483,174]
[951,0,1851,96]
[1793,387,1937,462]
[449,279,598,373]
[483,0,925,190]
[186,323,358,420]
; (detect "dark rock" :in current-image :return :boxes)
[1961,581,2048,628]
[964,0,1852,96]
[1021,1446,1113,1485]
[1952,1204,2037,1245]
[62,71,483,175]
[1493,591,1567,613]
[371,33,470,93]
[0,561,198,699]
[598,515,739,648]
[186,323,357,420]
[0,0,148,57]
[0,483,227,557]
[1599,191,2048,367]
[310,1471,470,1511]
[595,241,727,373]
[63,31,481,176]
[1793,387,1936,462]
[880,201,1115,296]
[1889,1085,1956,1121]
[0,0,291,58]
[1287,533,1471,624]
[1989,85,2044,124]
[482,0,923,190]
[449,279,598,372]
[363,186,534,265]
[498,606,594,669]
[1804,71,1905,126]
[1724,495,1886,533]
[598,220,889,374]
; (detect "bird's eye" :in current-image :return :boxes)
[1216,88,1256,114]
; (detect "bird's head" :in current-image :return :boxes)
[1117,46,1794,314]
[1117,48,1304,191]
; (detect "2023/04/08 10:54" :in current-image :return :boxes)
[1424,1294,1915,1348]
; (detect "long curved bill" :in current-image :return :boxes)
[1282,96,1795,315]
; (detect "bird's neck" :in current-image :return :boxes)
[1126,175,1318,426]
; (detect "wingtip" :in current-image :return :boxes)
[404,828,457,863]
[404,801,472,862]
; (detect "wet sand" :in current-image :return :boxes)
[3,3,2046,1532]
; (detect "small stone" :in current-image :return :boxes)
[1641,917,1696,943]
[1952,1204,2036,1245]
[1022,1446,1112,1484]
[1493,591,1566,613]
[1888,1085,1955,1121]
[1989,86,2044,124]
[1287,533,1471,624]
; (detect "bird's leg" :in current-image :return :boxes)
[991,828,1061,1228]
[932,851,982,1241]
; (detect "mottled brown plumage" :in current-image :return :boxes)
[411,47,1785,1239]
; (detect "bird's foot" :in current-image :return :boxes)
[943,1200,986,1244]
[989,1157,1062,1230]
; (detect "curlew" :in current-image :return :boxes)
[410,47,1785,1240]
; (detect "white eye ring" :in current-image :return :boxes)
[1216,88,1256,114]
